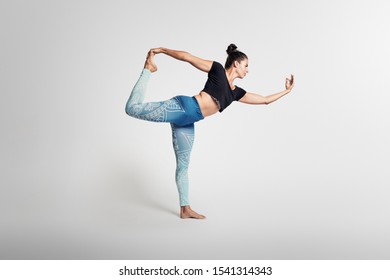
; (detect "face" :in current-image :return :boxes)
[235,59,249,79]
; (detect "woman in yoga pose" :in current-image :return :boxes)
[126,44,294,219]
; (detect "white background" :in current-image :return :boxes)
[1,0,390,259]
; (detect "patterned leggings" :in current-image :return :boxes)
[125,69,204,206]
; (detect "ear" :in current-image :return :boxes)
[233,61,240,68]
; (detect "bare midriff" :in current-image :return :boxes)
[194,91,220,117]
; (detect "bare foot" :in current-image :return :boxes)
[180,205,206,219]
[144,51,158,72]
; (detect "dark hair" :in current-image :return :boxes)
[225,44,248,69]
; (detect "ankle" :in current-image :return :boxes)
[143,68,152,74]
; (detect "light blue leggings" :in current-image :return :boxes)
[125,69,204,206]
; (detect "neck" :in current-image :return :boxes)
[225,67,239,86]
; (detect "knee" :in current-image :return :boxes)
[125,104,132,116]
[125,103,136,117]
[176,165,189,176]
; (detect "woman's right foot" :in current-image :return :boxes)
[144,51,158,72]
[180,205,206,219]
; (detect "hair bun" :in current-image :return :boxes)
[226,44,238,55]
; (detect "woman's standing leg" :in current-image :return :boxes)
[171,123,205,219]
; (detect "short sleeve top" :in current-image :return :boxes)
[202,61,246,112]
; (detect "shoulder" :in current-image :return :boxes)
[209,61,224,73]
[235,85,246,93]
[234,86,247,100]
[212,61,224,69]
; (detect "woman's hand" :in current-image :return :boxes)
[239,74,295,105]
[150,47,164,55]
[285,74,294,92]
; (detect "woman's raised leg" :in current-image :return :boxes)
[125,52,191,125]
[125,51,157,111]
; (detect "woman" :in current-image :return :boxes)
[126,44,294,219]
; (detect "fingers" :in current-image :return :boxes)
[285,74,294,90]
[146,50,153,58]
[286,74,294,86]
[149,47,162,55]
[147,49,155,57]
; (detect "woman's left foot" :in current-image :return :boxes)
[144,51,158,72]
[180,206,206,219]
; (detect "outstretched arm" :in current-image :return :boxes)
[239,75,295,105]
[150,47,213,73]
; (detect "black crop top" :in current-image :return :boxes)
[202,61,247,112]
